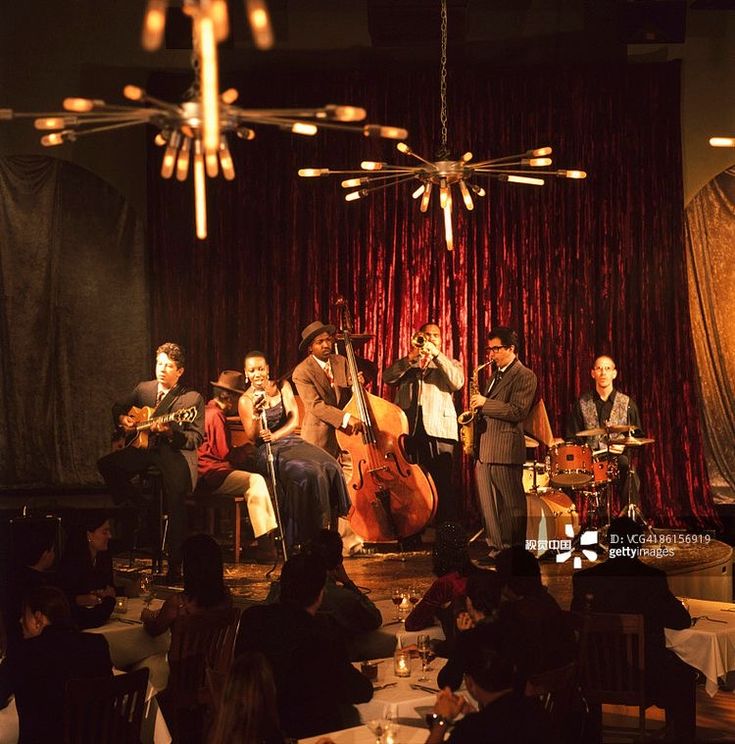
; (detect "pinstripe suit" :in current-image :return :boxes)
[292,354,351,458]
[474,359,537,552]
[383,352,464,521]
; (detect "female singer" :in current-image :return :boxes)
[239,350,351,551]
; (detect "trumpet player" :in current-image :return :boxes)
[469,326,537,561]
[383,323,464,526]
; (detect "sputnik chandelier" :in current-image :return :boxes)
[298,0,587,251]
[1,0,407,240]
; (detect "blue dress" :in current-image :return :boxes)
[257,397,351,548]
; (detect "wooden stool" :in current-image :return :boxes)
[187,490,247,563]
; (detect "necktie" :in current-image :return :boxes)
[324,361,334,385]
[156,389,165,406]
[486,369,503,395]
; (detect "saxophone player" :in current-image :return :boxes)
[469,326,537,561]
[383,323,464,526]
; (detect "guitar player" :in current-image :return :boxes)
[97,342,205,584]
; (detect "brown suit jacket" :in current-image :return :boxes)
[292,354,351,457]
[476,359,537,465]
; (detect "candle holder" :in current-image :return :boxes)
[393,649,411,678]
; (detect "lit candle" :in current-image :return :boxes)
[394,650,411,678]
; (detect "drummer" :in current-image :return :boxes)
[566,355,643,506]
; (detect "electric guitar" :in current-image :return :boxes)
[112,405,198,450]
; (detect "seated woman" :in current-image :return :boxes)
[404,522,478,643]
[6,585,112,743]
[57,513,116,630]
[142,533,231,636]
[209,651,289,744]
[239,350,351,551]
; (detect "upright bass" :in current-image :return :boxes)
[335,297,437,542]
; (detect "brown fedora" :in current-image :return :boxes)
[299,320,336,352]
[210,370,247,395]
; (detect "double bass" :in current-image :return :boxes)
[335,297,437,542]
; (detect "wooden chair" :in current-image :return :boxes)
[577,612,648,743]
[187,488,247,562]
[525,661,581,744]
[162,606,241,743]
[64,667,149,744]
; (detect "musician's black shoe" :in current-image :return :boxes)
[255,533,277,564]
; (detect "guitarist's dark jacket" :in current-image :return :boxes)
[112,380,205,490]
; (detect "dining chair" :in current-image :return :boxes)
[524,661,582,744]
[63,667,149,744]
[162,606,241,743]
[577,611,648,743]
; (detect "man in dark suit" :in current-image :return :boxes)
[469,326,537,558]
[292,320,363,459]
[97,341,204,582]
[235,552,373,739]
[572,517,696,743]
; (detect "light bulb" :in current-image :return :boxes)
[123,86,144,102]
[246,0,274,49]
[298,168,328,177]
[710,137,735,147]
[219,137,235,180]
[236,127,256,140]
[459,180,474,210]
[461,151,473,162]
[526,157,552,167]
[141,0,167,51]
[176,137,191,181]
[194,139,207,240]
[34,117,71,130]
[341,177,366,188]
[439,180,449,209]
[291,122,318,136]
[472,185,486,197]
[326,105,366,122]
[420,182,433,212]
[443,194,454,251]
[345,191,363,202]
[360,161,383,171]
[221,88,239,105]
[559,170,586,179]
[198,16,220,157]
[40,132,65,147]
[412,184,425,199]
[531,146,552,157]
[63,98,95,113]
[363,125,408,140]
[505,174,544,186]
[396,142,411,154]
[160,131,181,179]
[212,0,230,42]
[205,151,219,178]
[154,132,168,146]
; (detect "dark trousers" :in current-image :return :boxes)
[406,416,457,524]
[475,462,526,552]
[97,443,191,565]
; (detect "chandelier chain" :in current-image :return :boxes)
[185,33,201,101]
[439,0,448,154]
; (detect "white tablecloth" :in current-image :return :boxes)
[665,597,735,697]
[374,600,445,649]
[299,724,427,743]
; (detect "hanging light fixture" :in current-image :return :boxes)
[298,0,586,251]
[1,40,407,241]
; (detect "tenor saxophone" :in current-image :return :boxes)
[458,362,491,456]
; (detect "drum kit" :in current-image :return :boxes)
[524,422,655,551]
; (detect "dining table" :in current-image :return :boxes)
[299,723,427,743]
[374,600,445,650]
[665,597,735,697]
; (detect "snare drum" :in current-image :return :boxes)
[522,463,550,492]
[547,443,593,488]
[591,458,618,486]
[525,490,579,556]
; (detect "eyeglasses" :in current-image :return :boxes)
[593,366,615,373]
[486,346,508,353]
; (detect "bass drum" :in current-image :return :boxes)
[525,489,579,556]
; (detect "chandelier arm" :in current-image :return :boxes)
[234,107,364,120]
[401,150,437,168]
[470,155,534,168]
[350,174,422,195]
[473,168,574,177]
[350,172,419,183]
[237,114,398,137]
[60,120,151,137]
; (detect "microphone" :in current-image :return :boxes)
[253,390,266,408]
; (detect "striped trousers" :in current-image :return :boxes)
[474,462,527,553]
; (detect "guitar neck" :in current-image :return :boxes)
[136,409,180,431]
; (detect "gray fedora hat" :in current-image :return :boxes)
[210,370,248,395]
[299,320,336,352]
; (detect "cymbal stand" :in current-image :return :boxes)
[259,407,289,577]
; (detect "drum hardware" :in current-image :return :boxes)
[603,436,656,447]
[605,423,637,434]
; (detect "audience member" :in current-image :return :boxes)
[208,651,288,744]
[425,626,548,744]
[572,517,696,743]
[495,546,577,686]
[235,553,373,739]
[6,585,112,743]
[267,529,394,660]
[57,513,116,629]
[437,570,502,690]
[405,522,478,644]
[2,519,56,651]
[142,533,232,636]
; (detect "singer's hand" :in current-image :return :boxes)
[252,393,267,413]
[470,393,487,409]
[260,428,272,443]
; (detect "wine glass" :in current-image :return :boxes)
[408,584,421,607]
[365,718,390,744]
[139,573,154,609]
[390,586,405,621]
[417,633,432,681]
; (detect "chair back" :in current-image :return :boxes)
[64,667,149,744]
[578,612,646,707]
[525,661,581,744]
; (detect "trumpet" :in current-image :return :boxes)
[411,331,427,348]
[458,362,491,456]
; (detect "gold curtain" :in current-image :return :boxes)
[685,168,735,497]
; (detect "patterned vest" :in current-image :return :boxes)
[579,390,630,450]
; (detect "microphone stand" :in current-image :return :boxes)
[258,404,289,577]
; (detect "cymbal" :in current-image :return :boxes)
[525,435,539,449]
[604,436,655,447]
[606,423,636,433]
[576,427,605,437]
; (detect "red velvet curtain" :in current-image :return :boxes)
[147,60,716,529]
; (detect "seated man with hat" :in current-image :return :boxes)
[197,370,278,562]
[292,320,364,460]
